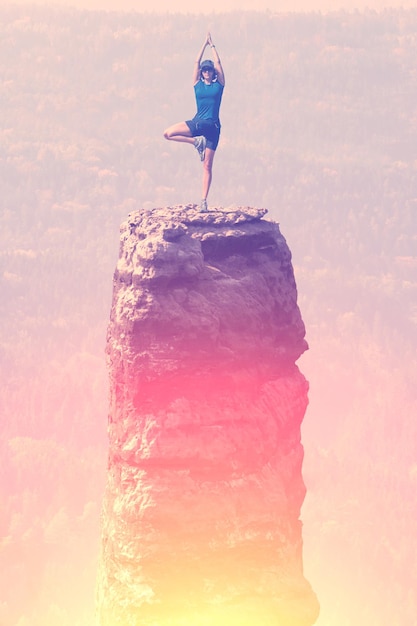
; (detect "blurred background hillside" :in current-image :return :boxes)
[0,6,416,625]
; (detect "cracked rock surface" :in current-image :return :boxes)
[97,205,319,626]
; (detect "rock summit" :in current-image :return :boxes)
[97,205,319,626]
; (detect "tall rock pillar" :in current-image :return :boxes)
[97,206,319,626]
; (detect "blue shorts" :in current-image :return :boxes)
[185,117,221,151]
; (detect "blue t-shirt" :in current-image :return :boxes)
[194,80,224,123]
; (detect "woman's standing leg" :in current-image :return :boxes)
[200,148,215,211]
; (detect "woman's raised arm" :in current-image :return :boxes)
[193,35,210,85]
[207,32,225,86]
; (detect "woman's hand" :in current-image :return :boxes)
[207,32,213,47]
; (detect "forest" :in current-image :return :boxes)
[0,5,416,625]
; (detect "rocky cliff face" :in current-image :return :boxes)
[97,205,319,626]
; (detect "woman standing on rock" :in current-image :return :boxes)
[163,32,225,213]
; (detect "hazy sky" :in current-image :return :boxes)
[7,0,417,12]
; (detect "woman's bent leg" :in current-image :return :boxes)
[163,122,194,144]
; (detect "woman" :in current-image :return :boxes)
[163,32,225,213]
